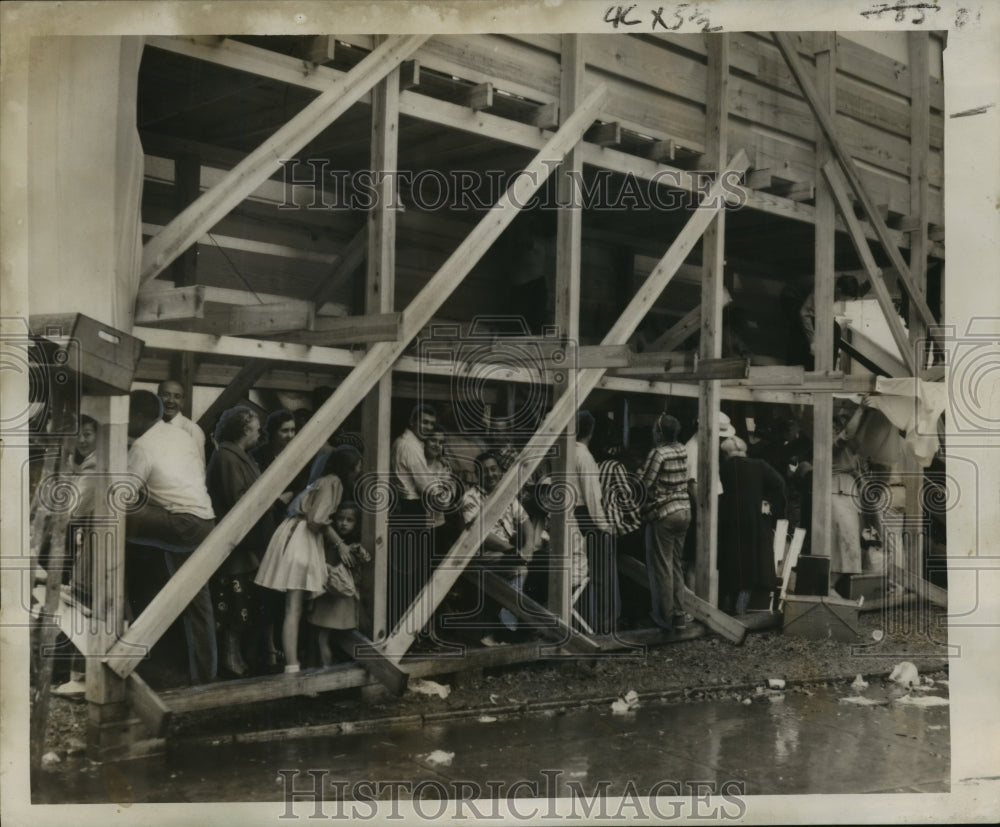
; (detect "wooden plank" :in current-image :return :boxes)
[160,663,372,713]
[529,101,560,129]
[170,154,201,287]
[908,32,931,375]
[338,630,408,695]
[772,33,936,331]
[549,33,585,625]
[195,359,266,432]
[468,569,600,655]
[105,85,611,679]
[227,301,313,336]
[695,33,728,606]
[279,312,401,346]
[647,305,701,352]
[811,33,836,564]
[821,161,917,375]
[841,326,908,378]
[890,563,947,609]
[140,35,428,284]
[362,48,397,643]
[125,673,172,738]
[585,121,622,147]
[147,34,934,254]
[617,554,747,644]
[134,285,205,323]
[380,150,750,663]
[464,82,494,111]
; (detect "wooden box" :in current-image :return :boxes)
[782,594,860,642]
[30,313,143,395]
[834,573,887,603]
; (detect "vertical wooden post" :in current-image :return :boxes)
[811,34,837,562]
[548,33,584,622]
[694,33,728,604]
[85,394,130,760]
[171,352,197,419]
[361,38,398,642]
[904,32,932,573]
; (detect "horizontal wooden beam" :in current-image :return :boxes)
[585,121,622,147]
[281,312,402,345]
[105,83,610,679]
[144,35,938,257]
[134,285,205,324]
[227,301,313,336]
[140,35,428,285]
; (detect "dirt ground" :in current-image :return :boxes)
[40,602,949,763]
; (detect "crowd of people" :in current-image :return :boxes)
[41,377,889,692]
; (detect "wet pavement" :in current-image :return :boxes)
[36,683,949,805]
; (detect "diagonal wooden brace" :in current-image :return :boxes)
[379,149,751,663]
[772,32,936,332]
[463,569,600,654]
[139,35,428,285]
[105,83,611,678]
[822,161,917,375]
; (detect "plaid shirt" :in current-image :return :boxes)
[639,442,690,522]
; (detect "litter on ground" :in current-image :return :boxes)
[895,694,949,707]
[422,750,455,767]
[768,678,786,690]
[851,675,869,690]
[407,678,450,699]
[839,696,885,706]
[888,661,919,688]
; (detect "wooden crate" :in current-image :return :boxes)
[30,313,142,395]
[782,594,860,642]
[834,573,887,603]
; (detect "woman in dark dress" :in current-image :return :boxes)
[717,436,786,615]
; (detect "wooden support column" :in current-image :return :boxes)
[380,151,750,662]
[85,395,132,760]
[140,35,427,285]
[904,32,932,548]
[694,33,728,604]
[171,352,197,418]
[361,38,399,643]
[548,33,584,626]
[105,85,611,678]
[811,34,837,563]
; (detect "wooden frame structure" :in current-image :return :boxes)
[17,29,946,756]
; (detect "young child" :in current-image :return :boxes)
[255,451,358,673]
[309,501,370,667]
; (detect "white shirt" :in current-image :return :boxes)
[570,441,613,534]
[390,428,429,501]
[128,420,215,519]
[166,412,206,466]
[685,434,723,496]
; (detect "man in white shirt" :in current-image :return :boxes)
[158,379,206,465]
[387,404,437,632]
[126,390,216,684]
[572,411,616,633]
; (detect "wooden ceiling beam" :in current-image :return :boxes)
[144,35,938,257]
[140,35,429,285]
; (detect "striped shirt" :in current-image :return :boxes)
[598,459,643,536]
[639,442,690,522]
